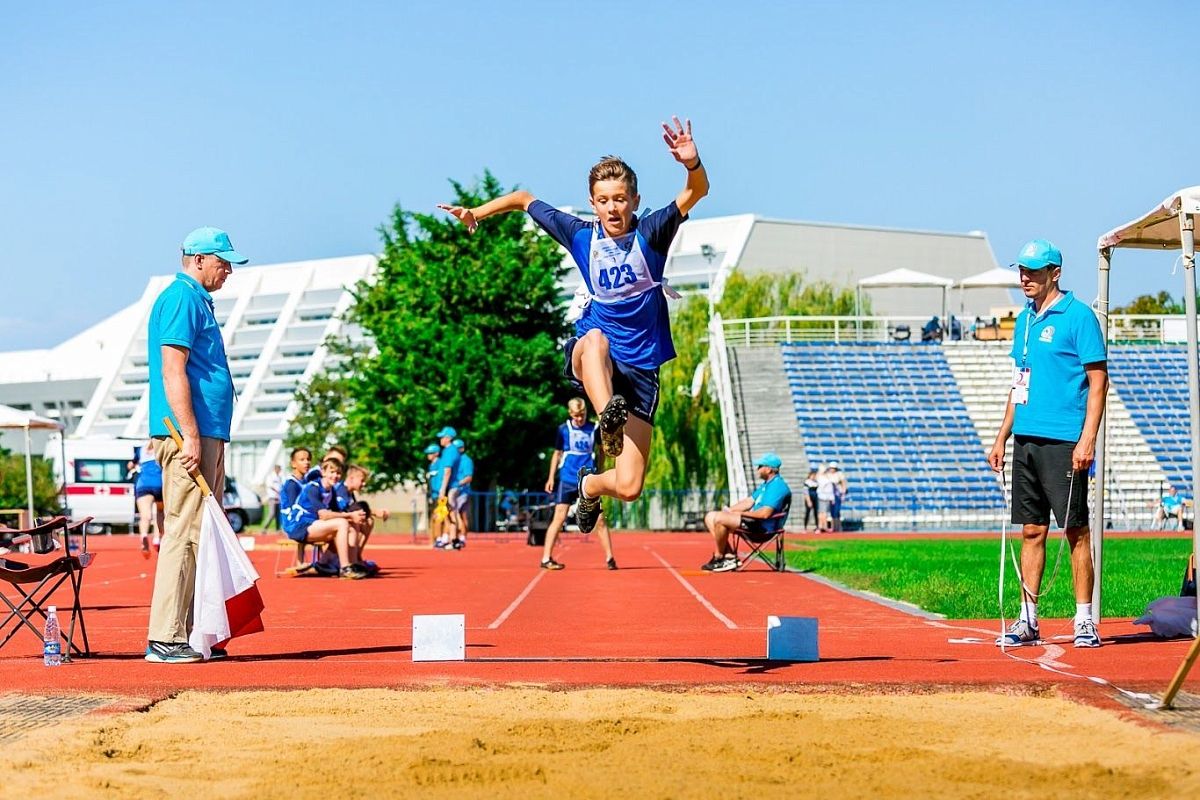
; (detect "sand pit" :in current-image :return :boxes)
[3,687,1198,798]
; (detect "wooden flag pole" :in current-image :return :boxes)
[163,417,213,498]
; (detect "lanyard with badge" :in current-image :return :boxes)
[1010,292,1061,406]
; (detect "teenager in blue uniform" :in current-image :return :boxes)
[439,117,709,534]
[282,458,368,579]
[133,440,164,558]
[280,447,313,573]
[988,239,1108,649]
[540,398,616,570]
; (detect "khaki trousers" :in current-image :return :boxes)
[146,435,225,644]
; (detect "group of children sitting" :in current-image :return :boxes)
[280,445,388,579]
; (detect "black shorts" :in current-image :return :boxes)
[1011,435,1088,528]
[136,487,163,502]
[563,336,660,424]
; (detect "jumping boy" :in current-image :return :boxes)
[438,117,709,532]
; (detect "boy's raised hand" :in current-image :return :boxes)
[437,203,478,234]
[662,116,698,166]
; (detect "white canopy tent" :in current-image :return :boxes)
[0,404,65,525]
[856,268,953,340]
[954,266,1021,315]
[1095,187,1200,705]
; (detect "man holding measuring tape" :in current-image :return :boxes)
[988,239,1108,648]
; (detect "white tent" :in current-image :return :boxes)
[856,268,953,340]
[1094,187,1200,706]
[956,266,1022,289]
[0,404,64,525]
[954,266,1021,316]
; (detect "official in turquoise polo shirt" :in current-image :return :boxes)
[701,452,792,573]
[144,227,247,665]
[988,239,1108,651]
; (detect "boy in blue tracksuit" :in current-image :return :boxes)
[281,458,368,579]
[439,117,710,534]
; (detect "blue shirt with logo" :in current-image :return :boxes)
[527,200,686,370]
[555,420,597,489]
[148,272,235,440]
[1009,291,1107,442]
[750,475,792,532]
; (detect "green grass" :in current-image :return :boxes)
[783,537,1193,619]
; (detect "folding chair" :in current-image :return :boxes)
[0,516,94,659]
[731,496,792,572]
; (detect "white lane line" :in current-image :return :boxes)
[487,570,547,629]
[646,547,737,630]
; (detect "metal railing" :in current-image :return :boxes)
[709,313,750,499]
[720,314,1198,346]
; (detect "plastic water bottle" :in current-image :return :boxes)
[43,605,62,667]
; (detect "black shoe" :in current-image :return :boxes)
[700,554,726,572]
[451,539,465,550]
[606,557,618,570]
[575,467,601,533]
[208,647,228,661]
[598,395,628,458]
[540,558,565,570]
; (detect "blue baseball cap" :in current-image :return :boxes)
[181,227,248,265]
[451,438,465,449]
[754,452,782,470]
[1012,239,1062,271]
[436,426,457,438]
[423,444,440,455]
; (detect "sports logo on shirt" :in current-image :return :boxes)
[1039,326,1055,344]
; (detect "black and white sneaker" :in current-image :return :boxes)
[575,467,601,533]
[451,539,465,550]
[606,557,618,570]
[700,555,726,571]
[711,555,739,573]
[540,558,565,570]
[144,641,203,664]
[598,395,628,458]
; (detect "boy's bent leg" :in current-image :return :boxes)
[572,329,615,413]
[584,416,652,502]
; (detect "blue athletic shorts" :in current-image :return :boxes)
[563,336,660,423]
[553,481,580,506]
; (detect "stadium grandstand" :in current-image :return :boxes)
[711,314,1193,530]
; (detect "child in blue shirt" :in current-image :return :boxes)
[438,117,709,533]
[282,458,369,579]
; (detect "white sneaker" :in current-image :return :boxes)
[711,554,739,573]
[996,619,1040,647]
[1073,619,1101,648]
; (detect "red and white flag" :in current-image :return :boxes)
[190,494,264,659]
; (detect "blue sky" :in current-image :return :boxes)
[2,2,1196,349]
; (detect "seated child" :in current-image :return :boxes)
[282,458,369,579]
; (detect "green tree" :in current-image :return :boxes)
[644,271,862,494]
[289,172,570,490]
[0,447,59,515]
[1112,291,1185,315]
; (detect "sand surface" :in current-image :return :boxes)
[4,687,1199,799]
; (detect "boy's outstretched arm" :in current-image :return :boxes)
[437,190,536,234]
[662,116,709,215]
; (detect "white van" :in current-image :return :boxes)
[46,436,140,530]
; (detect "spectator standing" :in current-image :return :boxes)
[431,427,461,548]
[263,464,283,531]
[134,439,164,558]
[988,239,1108,649]
[828,462,848,531]
[145,227,246,664]
[422,444,440,545]
[447,438,473,550]
[815,465,837,532]
[540,398,616,570]
[803,469,819,531]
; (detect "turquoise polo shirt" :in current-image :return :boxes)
[1009,291,1107,443]
[751,474,792,521]
[148,272,235,441]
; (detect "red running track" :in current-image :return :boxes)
[0,532,1195,705]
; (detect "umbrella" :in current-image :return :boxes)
[164,418,264,659]
[0,404,64,524]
